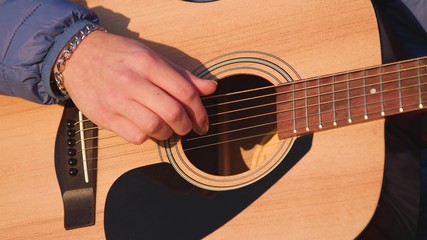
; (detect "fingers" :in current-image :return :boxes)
[191,76,218,96]
[140,56,217,135]
[118,99,174,141]
[105,66,214,142]
[108,115,149,145]
[168,61,218,96]
[124,78,193,136]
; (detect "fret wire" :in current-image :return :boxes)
[203,89,427,143]
[283,97,425,136]
[380,65,385,116]
[213,72,427,126]
[206,86,426,139]
[292,81,297,133]
[363,69,368,119]
[213,73,427,133]
[317,76,323,129]
[332,75,337,126]
[398,62,403,112]
[275,72,427,115]
[304,59,427,94]
[208,62,427,113]
[200,60,427,109]
[204,92,427,144]
[272,64,427,117]
[279,90,426,132]
[206,63,426,126]
[276,82,427,129]
[294,63,425,100]
[418,59,423,108]
[346,72,352,123]
[304,78,309,131]
[187,90,427,147]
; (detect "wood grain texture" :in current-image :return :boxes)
[0,0,384,239]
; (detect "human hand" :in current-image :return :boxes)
[62,31,217,144]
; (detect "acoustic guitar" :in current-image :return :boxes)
[0,0,424,239]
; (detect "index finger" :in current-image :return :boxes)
[152,62,211,135]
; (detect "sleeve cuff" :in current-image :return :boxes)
[41,20,95,101]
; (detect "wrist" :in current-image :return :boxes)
[53,23,106,97]
[41,20,102,101]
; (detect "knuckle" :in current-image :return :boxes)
[144,117,164,135]
[131,133,147,145]
[137,50,160,69]
[164,104,185,122]
[156,129,174,141]
[116,70,137,85]
[163,105,192,135]
[177,83,197,101]
[178,122,192,135]
[181,125,192,135]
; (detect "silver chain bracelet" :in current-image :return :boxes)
[53,23,106,97]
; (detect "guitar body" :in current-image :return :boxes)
[0,0,391,239]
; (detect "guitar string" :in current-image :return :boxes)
[69,65,427,156]
[75,95,413,175]
[164,89,423,145]
[198,76,426,134]
[72,67,427,141]
[72,75,427,158]
[199,55,427,104]
[73,92,424,175]
[68,58,427,174]
[70,84,427,173]
[69,57,427,125]
[201,62,427,110]
[74,73,427,145]
[71,60,426,135]
[75,129,280,176]
[75,88,426,161]
[209,78,427,128]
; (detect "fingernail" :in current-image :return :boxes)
[195,123,209,135]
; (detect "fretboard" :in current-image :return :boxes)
[276,56,427,139]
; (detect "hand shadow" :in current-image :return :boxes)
[76,2,205,71]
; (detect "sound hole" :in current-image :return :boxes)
[182,74,277,176]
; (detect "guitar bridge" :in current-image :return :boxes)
[54,101,98,230]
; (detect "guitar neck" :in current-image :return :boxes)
[277,56,427,139]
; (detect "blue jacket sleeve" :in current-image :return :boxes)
[0,0,99,104]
